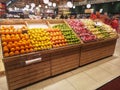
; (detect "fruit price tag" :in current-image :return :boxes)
[95,22,102,26]
[25,57,42,65]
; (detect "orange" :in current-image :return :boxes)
[29,44,33,48]
[7,44,12,49]
[29,48,34,52]
[20,46,25,50]
[20,49,25,54]
[14,41,18,46]
[6,34,10,38]
[25,49,29,53]
[18,42,22,46]
[11,43,16,48]
[3,46,9,53]
[1,34,5,37]
[10,48,15,52]
[15,51,20,55]
[9,52,14,56]
[10,25,14,29]
[2,42,7,46]
[5,30,9,34]
[25,45,29,49]
[17,29,22,34]
[16,47,20,51]
[11,34,15,38]
[1,37,6,41]
[6,37,11,42]
[4,53,9,57]
[9,30,14,34]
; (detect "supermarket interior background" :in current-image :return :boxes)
[0,0,120,90]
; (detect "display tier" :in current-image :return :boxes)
[0,26,34,57]
[0,20,81,58]
[0,19,118,90]
[81,19,117,39]
[67,19,97,42]
[48,19,81,45]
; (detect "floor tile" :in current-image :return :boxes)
[51,72,73,83]
[0,76,8,90]
[43,80,76,90]
[26,79,53,90]
[66,72,98,90]
[84,67,114,84]
[71,66,89,75]
[98,62,120,77]
[108,58,120,67]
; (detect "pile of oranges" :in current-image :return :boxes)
[0,26,34,57]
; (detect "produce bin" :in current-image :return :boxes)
[51,44,80,76]
[3,52,51,90]
[80,38,117,66]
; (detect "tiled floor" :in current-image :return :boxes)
[0,40,4,73]
[0,36,120,90]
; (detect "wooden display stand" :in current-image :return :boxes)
[51,44,80,76]
[3,52,51,90]
[80,38,117,66]
[3,44,81,90]
[0,19,118,90]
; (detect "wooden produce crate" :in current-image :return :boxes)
[46,19,66,27]
[3,51,51,90]
[51,44,80,76]
[25,19,49,29]
[80,38,117,66]
[0,19,27,27]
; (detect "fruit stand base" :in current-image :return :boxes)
[80,38,117,66]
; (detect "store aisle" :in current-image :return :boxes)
[0,37,120,90]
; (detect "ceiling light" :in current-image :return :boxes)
[67,1,73,8]
[36,7,39,10]
[26,5,29,9]
[39,5,41,7]
[45,5,48,8]
[53,3,56,7]
[43,0,49,4]
[73,6,75,9]
[31,3,35,8]
[48,2,52,6]
[86,4,91,8]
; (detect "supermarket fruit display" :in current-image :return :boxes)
[67,19,97,42]
[52,24,80,44]
[28,28,52,51]
[46,28,67,48]
[98,22,117,38]
[81,19,117,39]
[0,26,34,57]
